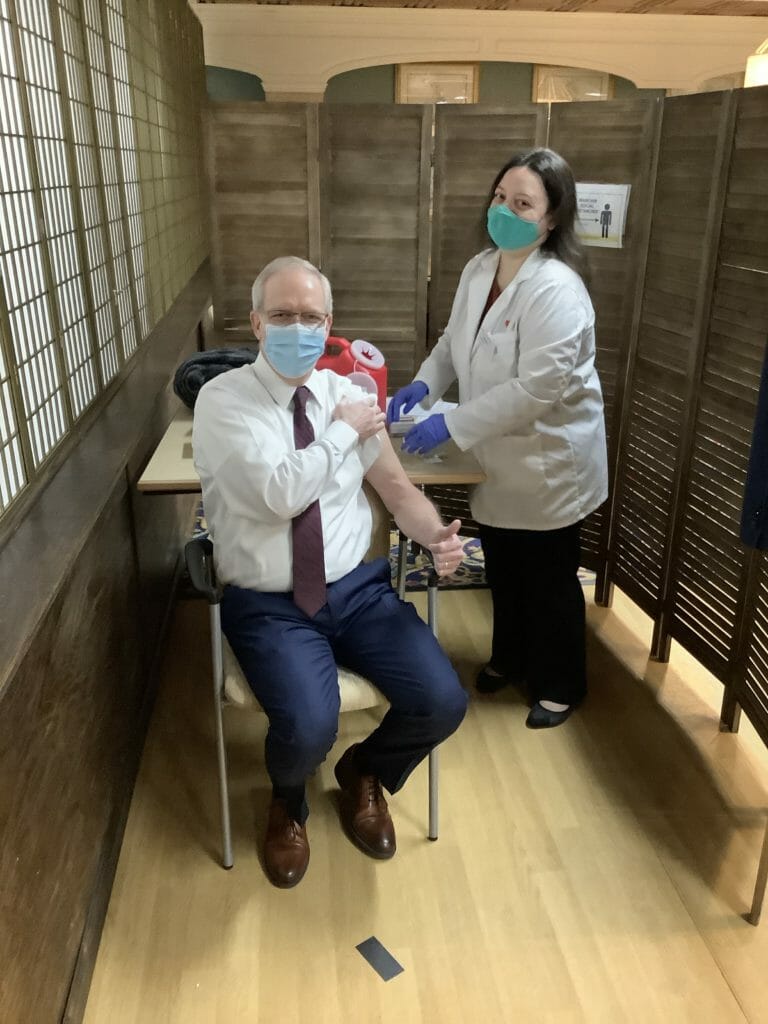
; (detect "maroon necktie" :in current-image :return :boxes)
[291,386,327,617]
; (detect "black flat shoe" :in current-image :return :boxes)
[475,665,524,694]
[525,701,576,729]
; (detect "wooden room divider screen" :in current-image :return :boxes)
[205,102,432,386]
[205,90,768,806]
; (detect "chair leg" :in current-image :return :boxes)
[210,605,234,869]
[397,530,408,600]
[427,568,439,840]
[428,747,439,841]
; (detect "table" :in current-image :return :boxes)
[138,404,485,597]
[137,406,485,493]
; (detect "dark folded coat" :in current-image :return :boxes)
[173,348,257,410]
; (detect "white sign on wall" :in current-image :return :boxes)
[575,183,631,249]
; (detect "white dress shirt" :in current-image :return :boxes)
[416,248,608,530]
[192,355,382,590]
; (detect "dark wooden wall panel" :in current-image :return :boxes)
[202,92,768,760]
[720,88,768,276]
[666,89,768,681]
[131,484,196,668]
[429,104,547,347]
[741,558,768,749]
[206,104,314,341]
[549,98,662,575]
[422,106,546,533]
[0,269,207,1024]
[667,87,768,700]
[0,489,141,1023]
[128,362,199,670]
[610,92,732,616]
[320,105,430,388]
[549,100,659,422]
[669,377,755,678]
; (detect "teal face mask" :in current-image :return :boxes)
[487,204,542,251]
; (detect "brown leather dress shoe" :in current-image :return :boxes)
[263,798,310,888]
[334,744,396,859]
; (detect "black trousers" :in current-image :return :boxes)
[479,521,587,706]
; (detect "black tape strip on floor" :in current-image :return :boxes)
[355,937,404,981]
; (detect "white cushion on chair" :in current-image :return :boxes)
[222,637,385,712]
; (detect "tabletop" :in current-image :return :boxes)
[137,405,486,493]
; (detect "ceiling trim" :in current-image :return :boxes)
[193,0,768,16]
[192,4,768,94]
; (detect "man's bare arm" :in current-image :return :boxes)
[365,431,462,577]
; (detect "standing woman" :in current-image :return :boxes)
[388,148,608,729]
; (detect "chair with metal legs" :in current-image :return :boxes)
[184,535,440,869]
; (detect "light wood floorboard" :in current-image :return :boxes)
[83,586,768,1023]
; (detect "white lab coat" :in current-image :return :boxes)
[417,247,608,530]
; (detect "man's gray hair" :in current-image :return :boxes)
[251,256,333,313]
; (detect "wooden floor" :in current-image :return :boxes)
[84,586,768,1024]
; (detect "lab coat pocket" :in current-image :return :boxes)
[471,327,519,394]
[490,327,520,373]
[477,432,547,497]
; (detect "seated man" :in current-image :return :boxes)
[193,256,468,888]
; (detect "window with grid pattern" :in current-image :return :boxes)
[0,320,26,513]
[58,0,118,388]
[18,0,97,420]
[82,0,135,366]
[0,0,206,524]
[123,0,160,328]
[0,17,29,513]
[0,3,67,471]
[105,0,149,339]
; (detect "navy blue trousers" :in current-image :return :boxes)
[221,558,467,822]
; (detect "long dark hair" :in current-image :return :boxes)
[481,148,589,283]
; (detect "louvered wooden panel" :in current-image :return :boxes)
[549,99,659,429]
[720,86,768,275]
[206,103,314,340]
[319,105,430,389]
[669,271,765,675]
[429,105,546,348]
[667,88,768,693]
[672,469,749,676]
[740,556,768,749]
[579,515,603,572]
[549,98,661,571]
[610,93,730,616]
[613,371,685,609]
[710,271,766,708]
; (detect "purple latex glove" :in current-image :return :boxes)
[402,414,451,455]
[386,380,429,426]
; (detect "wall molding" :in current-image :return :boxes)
[191,4,768,95]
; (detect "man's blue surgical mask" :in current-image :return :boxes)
[487,203,542,251]
[262,322,326,378]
